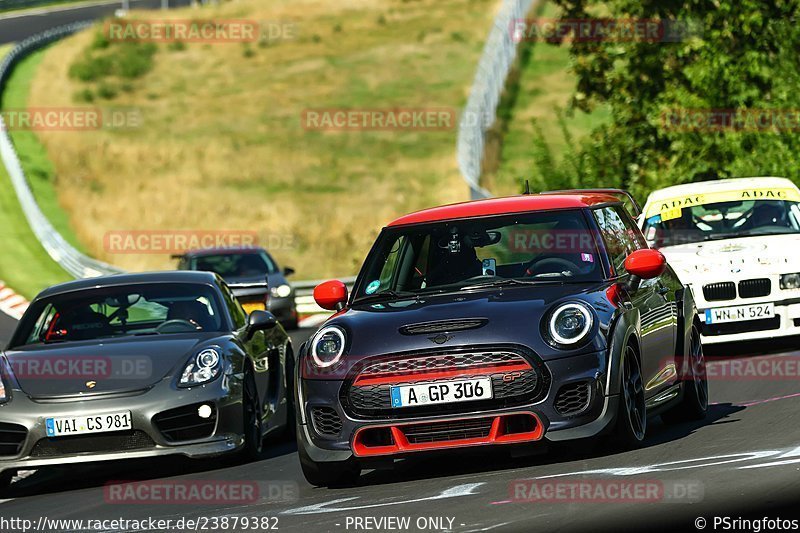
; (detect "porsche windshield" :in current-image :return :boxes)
[643,200,800,248]
[15,283,225,347]
[355,210,603,300]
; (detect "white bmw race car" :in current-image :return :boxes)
[640,176,800,344]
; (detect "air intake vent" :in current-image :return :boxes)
[30,430,154,457]
[554,381,591,416]
[702,282,736,301]
[153,403,217,442]
[399,318,488,335]
[311,406,343,437]
[739,278,771,298]
[0,423,27,457]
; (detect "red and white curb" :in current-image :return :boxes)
[0,281,28,319]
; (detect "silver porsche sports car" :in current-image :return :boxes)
[0,271,294,488]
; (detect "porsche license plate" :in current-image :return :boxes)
[704,303,774,324]
[390,378,493,408]
[45,411,132,437]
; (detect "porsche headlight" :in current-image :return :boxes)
[179,348,222,387]
[270,284,292,298]
[0,376,7,404]
[780,273,800,290]
[548,302,594,346]
[311,326,346,368]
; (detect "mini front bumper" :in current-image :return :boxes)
[0,374,245,475]
[298,350,615,463]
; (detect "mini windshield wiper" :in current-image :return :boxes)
[353,290,418,304]
[460,278,551,291]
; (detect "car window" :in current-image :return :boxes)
[220,282,247,329]
[593,206,644,273]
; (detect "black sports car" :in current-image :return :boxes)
[295,190,708,486]
[175,247,298,329]
[0,271,293,488]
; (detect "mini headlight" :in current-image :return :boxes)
[780,273,800,290]
[270,284,292,298]
[548,302,593,346]
[311,326,346,368]
[180,348,222,387]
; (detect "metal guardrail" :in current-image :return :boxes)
[457,0,535,200]
[0,21,124,279]
[0,0,80,11]
[292,277,356,317]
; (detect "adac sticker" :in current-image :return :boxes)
[365,280,381,294]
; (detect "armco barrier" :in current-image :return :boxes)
[457,0,535,199]
[0,21,123,279]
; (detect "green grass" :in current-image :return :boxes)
[487,1,610,196]
[1,46,86,252]
[0,44,72,297]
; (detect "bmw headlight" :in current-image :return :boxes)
[780,273,800,290]
[311,326,346,368]
[179,348,222,387]
[270,284,292,298]
[547,302,594,347]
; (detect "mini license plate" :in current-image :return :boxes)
[45,411,132,437]
[390,378,493,408]
[704,303,775,324]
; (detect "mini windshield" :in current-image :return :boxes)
[14,283,225,347]
[355,210,602,301]
[192,251,277,277]
[643,200,800,248]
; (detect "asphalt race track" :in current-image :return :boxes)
[0,0,193,45]
[2,311,800,532]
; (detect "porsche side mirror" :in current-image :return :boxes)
[246,310,278,338]
[314,280,348,311]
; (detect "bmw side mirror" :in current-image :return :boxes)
[246,310,278,339]
[283,266,295,276]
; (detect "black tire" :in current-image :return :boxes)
[0,471,12,492]
[662,325,708,424]
[298,428,360,487]
[237,371,264,462]
[610,343,647,448]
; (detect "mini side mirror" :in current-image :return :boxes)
[314,280,348,311]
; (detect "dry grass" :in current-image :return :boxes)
[27,0,499,278]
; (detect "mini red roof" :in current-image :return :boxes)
[387,193,621,227]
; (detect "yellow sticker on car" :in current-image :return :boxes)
[645,187,800,218]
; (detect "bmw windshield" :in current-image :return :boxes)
[643,199,800,248]
[354,210,603,302]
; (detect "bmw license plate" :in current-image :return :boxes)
[704,303,775,324]
[45,411,132,437]
[390,378,493,408]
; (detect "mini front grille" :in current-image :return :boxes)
[356,351,522,376]
[403,418,493,444]
[345,349,549,419]
[399,319,489,336]
[702,282,736,301]
[702,316,781,336]
[0,423,27,457]
[29,430,155,457]
[554,381,591,416]
[153,403,217,442]
[738,278,771,298]
[311,406,343,437]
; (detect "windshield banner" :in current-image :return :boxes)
[644,187,800,220]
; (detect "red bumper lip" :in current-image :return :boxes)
[351,412,544,457]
